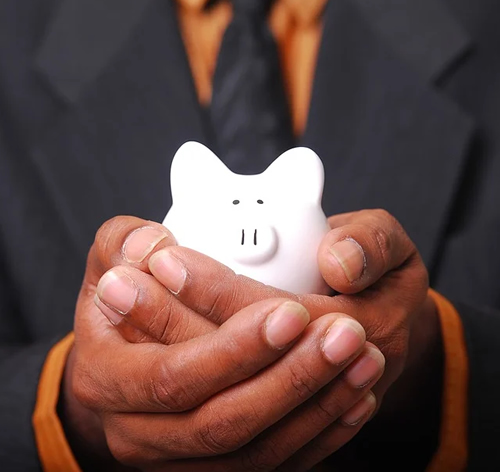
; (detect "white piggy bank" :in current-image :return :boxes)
[162,141,331,295]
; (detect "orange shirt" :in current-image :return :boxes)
[33,1,469,471]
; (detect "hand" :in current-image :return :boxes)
[317,210,443,469]
[106,209,438,468]
[317,209,440,417]
[63,217,384,472]
[123,209,433,412]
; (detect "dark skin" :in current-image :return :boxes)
[62,209,441,471]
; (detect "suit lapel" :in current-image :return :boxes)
[32,0,475,267]
[32,0,207,255]
[302,0,475,267]
[36,0,156,104]
[350,0,471,83]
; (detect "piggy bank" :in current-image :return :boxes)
[162,141,330,295]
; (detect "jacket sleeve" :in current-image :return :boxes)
[455,301,500,471]
[0,118,72,471]
[0,260,70,471]
[0,341,66,472]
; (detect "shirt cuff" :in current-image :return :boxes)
[426,289,469,472]
[32,332,82,472]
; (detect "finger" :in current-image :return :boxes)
[167,391,377,472]
[238,345,383,472]
[75,298,312,413]
[104,314,367,464]
[94,266,216,343]
[83,216,178,342]
[148,246,294,325]
[278,392,377,472]
[318,209,418,293]
[87,215,176,284]
[147,246,355,327]
[324,260,427,407]
[147,237,426,371]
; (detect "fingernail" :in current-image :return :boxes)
[123,226,171,263]
[345,347,385,388]
[330,238,365,282]
[94,294,124,326]
[96,269,137,315]
[149,250,186,294]
[322,318,366,365]
[341,392,377,426]
[265,301,310,349]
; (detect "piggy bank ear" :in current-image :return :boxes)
[263,147,324,204]
[170,141,231,203]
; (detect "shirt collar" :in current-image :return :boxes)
[176,0,327,25]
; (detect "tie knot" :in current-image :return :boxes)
[232,0,271,18]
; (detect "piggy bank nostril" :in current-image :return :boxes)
[240,229,259,245]
[233,225,278,264]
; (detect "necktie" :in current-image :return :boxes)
[210,0,295,174]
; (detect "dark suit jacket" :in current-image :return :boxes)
[1,0,499,470]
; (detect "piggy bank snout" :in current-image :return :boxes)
[229,223,278,265]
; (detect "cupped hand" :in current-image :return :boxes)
[110,209,435,426]
[63,216,383,472]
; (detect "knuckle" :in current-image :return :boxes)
[371,208,397,226]
[148,296,183,344]
[223,337,261,379]
[195,408,255,455]
[402,260,430,307]
[149,360,200,412]
[106,432,145,468]
[368,318,408,369]
[369,224,392,269]
[315,393,344,422]
[94,216,121,249]
[203,272,239,323]
[93,216,126,265]
[286,363,323,401]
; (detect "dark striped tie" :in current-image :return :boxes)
[210,0,295,174]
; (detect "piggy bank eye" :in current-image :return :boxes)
[233,200,240,205]
[257,199,264,204]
